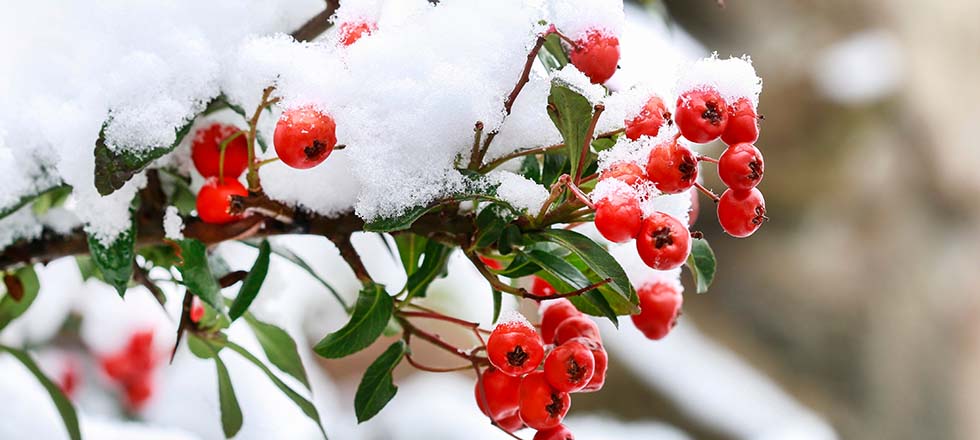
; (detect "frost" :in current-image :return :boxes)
[0,208,43,250]
[554,65,608,105]
[486,75,562,162]
[496,310,535,331]
[548,0,626,39]
[489,170,549,213]
[163,206,185,240]
[675,54,763,108]
[259,152,360,217]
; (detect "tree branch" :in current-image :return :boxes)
[289,1,341,42]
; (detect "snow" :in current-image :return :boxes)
[675,55,763,108]
[812,30,903,104]
[0,207,43,250]
[163,206,184,240]
[548,0,626,39]
[489,170,549,213]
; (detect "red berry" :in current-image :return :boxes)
[532,276,556,298]
[645,140,698,194]
[599,161,645,186]
[124,376,153,410]
[675,88,729,143]
[498,413,526,433]
[721,98,759,145]
[59,360,79,400]
[553,316,600,345]
[544,339,595,393]
[479,255,504,271]
[594,192,642,243]
[274,106,337,169]
[579,339,607,392]
[631,281,683,340]
[191,123,248,179]
[569,30,620,84]
[717,188,766,238]
[635,212,691,270]
[475,368,522,420]
[190,298,205,323]
[519,371,571,430]
[539,299,581,344]
[534,424,575,440]
[339,21,376,47]
[488,322,545,377]
[196,177,248,224]
[688,189,700,227]
[718,143,764,191]
[101,354,130,381]
[625,95,669,141]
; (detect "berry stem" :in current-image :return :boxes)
[397,316,488,364]
[697,155,719,164]
[479,142,565,173]
[217,130,247,182]
[694,182,721,203]
[524,277,613,301]
[565,180,595,210]
[573,104,605,184]
[535,175,572,225]
[399,311,492,335]
[254,157,280,168]
[246,86,279,193]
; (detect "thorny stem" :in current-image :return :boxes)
[574,104,605,183]
[694,182,721,203]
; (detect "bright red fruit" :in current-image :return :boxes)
[721,98,759,145]
[675,88,729,143]
[519,371,571,430]
[479,255,504,271]
[569,30,620,84]
[600,161,645,186]
[274,106,337,169]
[636,212,691,270]
[594,193,642,243]
[534,424,575,440]
[579,338,607,392]
[645,140,698,194]
[631,281,683,340]
[625,95,669,141]
[339,21,376,46]
[498,413,526,433]
[532,276,557,298]
[190,298,205,323]
[717,188,767,238]
[191,123,248,179]
[718,143,764,191]
[488,322,545,377]
[196,177,248,224]
[544,340,595,392]
[539,299,581,344]
[475,368,522,420]
[553,316,600,346]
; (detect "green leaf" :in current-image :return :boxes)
[241,241,348,311]
[537,33,569,71]
[402,240,451,301]
[226,341,328,439]
[0,182,65,221]
[494,253,540,278]
[175,239,224,313]
[87,217,137,297]
[491,289,502,324]
[520,155,541,184]
[685,238,717,294]
[354,340,406,423]
[314,283,393,359]
[0,266,40,331]
[187,333,222,360]
[497,224,523,256]
[592,136,617,152]
[137,244,182,268]
[531,261,619,325]
[229,240,271,321]
[94,120,195,196]
[211,348,243,439]
[541,151,569,186]
[0,346,81,440]
[31,185,72,216]
[473,204,515,249]
[394,234,427,277]
[243,314,310,390]
[547,82,594,183]
[75,256,102,282]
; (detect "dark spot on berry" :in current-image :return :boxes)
[702,101,723,125]
[678,156,697,182]
[506,345,529,367]
[752,204,768,225]
[652,226,674,249]
[747,160,762,181]
[566,358,586,383]
[304,139,327,161]
[545,393,565,417]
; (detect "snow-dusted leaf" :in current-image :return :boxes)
[87,217,136,297]
[0,266,40,331]
[229,239,271,321]
[0,183,66,221]
[314,283,392,359]
[537,33,569,71]
[685,237,717,294]
[0,345,81,440]
[355,340,406,423]
[93,121,194,196]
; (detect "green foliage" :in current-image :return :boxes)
[547,81,595,181]
[30,185,72,216]
[86,218,136,297]
[93,121,194,196]
[364,175,502,233]
[685,237,717,293]
[175,239,225,313]
[473,204,516,250]
[0,345,81,440]
[229,240,271,321]
[397,236,451,301]
[354,340,406,423]
[243,314,310,390]
[241,240,348,310]
[213,351,243,438]
[0,182,65,221]
[537,33,570,71]
[314,284,393,359]
[0,266,40,331]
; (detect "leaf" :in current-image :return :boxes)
[491,289,502,324]
[685,237,717,294]
[243,314,310,390]
[94,120,195,196]
[354,340,406,423]
[394,234,427,276]
[402,240,451,301]
[494,253,540,278]
[530,261,618,325]
[520,155,541,184]
[241,240,348,311]
[473,204,515,249]
[229,240,271,321]
[87,216,137,297]
[314,283,393,359]
[30,185,72,216]
[0,346,81,440]
[364,175,501,232]
[0,182,65,221]
[187,333,221,360]
[592,136,617,152]
[211,348,243,439]
[226,341,328,439]
[497,224,523,256]
[175,239,224,313]
[537,33,569,71]
[541,151,569,187]
[0,266,40,331]
[547,82,594,183]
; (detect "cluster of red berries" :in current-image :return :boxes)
[476,302,608,439]
[99,330,159,410]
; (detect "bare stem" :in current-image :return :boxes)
[328,234,373,286]
[246,86,277,193]
[694,182,721,203]
[574,104,605,183]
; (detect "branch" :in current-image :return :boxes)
[289,1,341,42]
[328,233,373,286]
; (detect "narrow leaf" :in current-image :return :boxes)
[528,229,635,304]
[87,217,136,297]
[314,284,393,359]
[0,346,81,440]
[0,265,40,331]
[212,350,243,439]
[402,241,451,301]
[491,289,502,324]
[243,314,310,390]
[175,239,224,313]
[241,241,348,310]
[229,240,271,321]
[354,340,406,423]
[0,182,65,221]
[685,237,717,294]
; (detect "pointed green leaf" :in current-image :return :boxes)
[473,204,515,249]
[241,241,348,311]
[243,314,310,390]
[94,120,195,196]
[87,217,136,297]
[685,237,717,294]
[491,289,502,324]
[314,284,393,359]
[175,239,224,313]
[537,33,569,71]
[0,346,80,440]
[354,340,406,423]
[0,265,40,331]
[403,241,451,301]
[394,234,426,275]
[547,82,594,182]
[31,185,72,216]
[229,240,271,321]
[212,351,243,439]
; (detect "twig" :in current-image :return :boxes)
[697,155,719,164]
[171,291,194,363]
[694,182,721,203]
[467,121,485,169]
[479,142,565,173]
[524,278,612,300]
[574,104,604,183]
[133,262,166,307]
[328,234,373,286]
[289,1,341,42]
[246,86,278,192]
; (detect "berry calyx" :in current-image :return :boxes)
[579,338,607,392]
[339,21,376,47]
[721,97,759,145]
[594,192,642,243]
[539,299,581,344]
[645,140,698,194]
[631,281,683,340]
[675,88,729,143]
[532,276,557,298]
[635,212,691,270]
[625,95,669,141]
[196,177,248,224]
[488,321,545,377]
[534,424,575,440]
[599,161,646,186]
[191,123,248,179]
[718,143,764,191]
[544,339,595,393]
[553,316,600,345]
[274,106,337,169]
[717,188,767,238]
[519,371,571,430]
[568,30,620,84]
[475,367,522,420]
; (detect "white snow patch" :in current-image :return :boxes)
[675,54,763,108]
